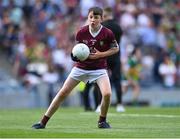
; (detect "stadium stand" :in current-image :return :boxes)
[0,0,179,108]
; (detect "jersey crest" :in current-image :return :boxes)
[100,41,104,46]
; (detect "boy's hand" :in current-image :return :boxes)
[71,53,80,62]
[88,48,102,59]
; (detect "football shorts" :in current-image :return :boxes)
[69,67,108,83]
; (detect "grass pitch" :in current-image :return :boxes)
[0,107,180,138]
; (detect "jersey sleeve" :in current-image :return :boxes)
[107,29,118,48]
[75,31,79,42]
[75,30,82,43]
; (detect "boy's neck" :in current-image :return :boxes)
[90,24,101,33]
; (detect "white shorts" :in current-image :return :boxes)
[69,67,108,83]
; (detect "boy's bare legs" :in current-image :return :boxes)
[45,77,80,117]
[96,75,112,128]
[32,77,80,128]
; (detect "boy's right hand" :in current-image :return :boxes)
[71,53,80,62]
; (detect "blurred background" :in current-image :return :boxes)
[0,0,179,109]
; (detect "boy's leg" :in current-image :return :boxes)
[96,75,112,128]
[32,77,80,129]
[45,76,80,117]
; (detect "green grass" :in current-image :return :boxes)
[0,107,180,138]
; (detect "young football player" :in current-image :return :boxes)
[32,6,119,129]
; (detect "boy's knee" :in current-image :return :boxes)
[103,92,111,98]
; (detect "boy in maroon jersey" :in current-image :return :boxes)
[32,7,119,129]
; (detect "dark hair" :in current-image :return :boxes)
[88,7,103,17]
[103,7,113,14]
[103,7,113,18]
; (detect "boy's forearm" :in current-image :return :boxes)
[99,47,119,58]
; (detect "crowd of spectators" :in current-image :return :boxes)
[0,0,179,90]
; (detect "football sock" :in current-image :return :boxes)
[41,115,50,126]
[98,116,106,123]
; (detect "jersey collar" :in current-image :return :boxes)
[89,25,103,38]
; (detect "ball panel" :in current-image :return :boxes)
[72,43,90,61]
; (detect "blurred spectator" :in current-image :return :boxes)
[175,42,180,87]
[42,62,59,106]
[122,47,142,104]
[158,54,177,88]
[119,4,136,31]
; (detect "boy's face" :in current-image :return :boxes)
[88,11,102,28]
[103,11,108,21]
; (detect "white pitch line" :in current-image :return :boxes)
[79,112,180,118]
[113,113,180,118]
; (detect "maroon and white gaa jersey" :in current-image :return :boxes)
[75,25,116,70]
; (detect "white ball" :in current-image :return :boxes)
[72,43,90,61]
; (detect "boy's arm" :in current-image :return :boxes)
[89,42,119,59]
